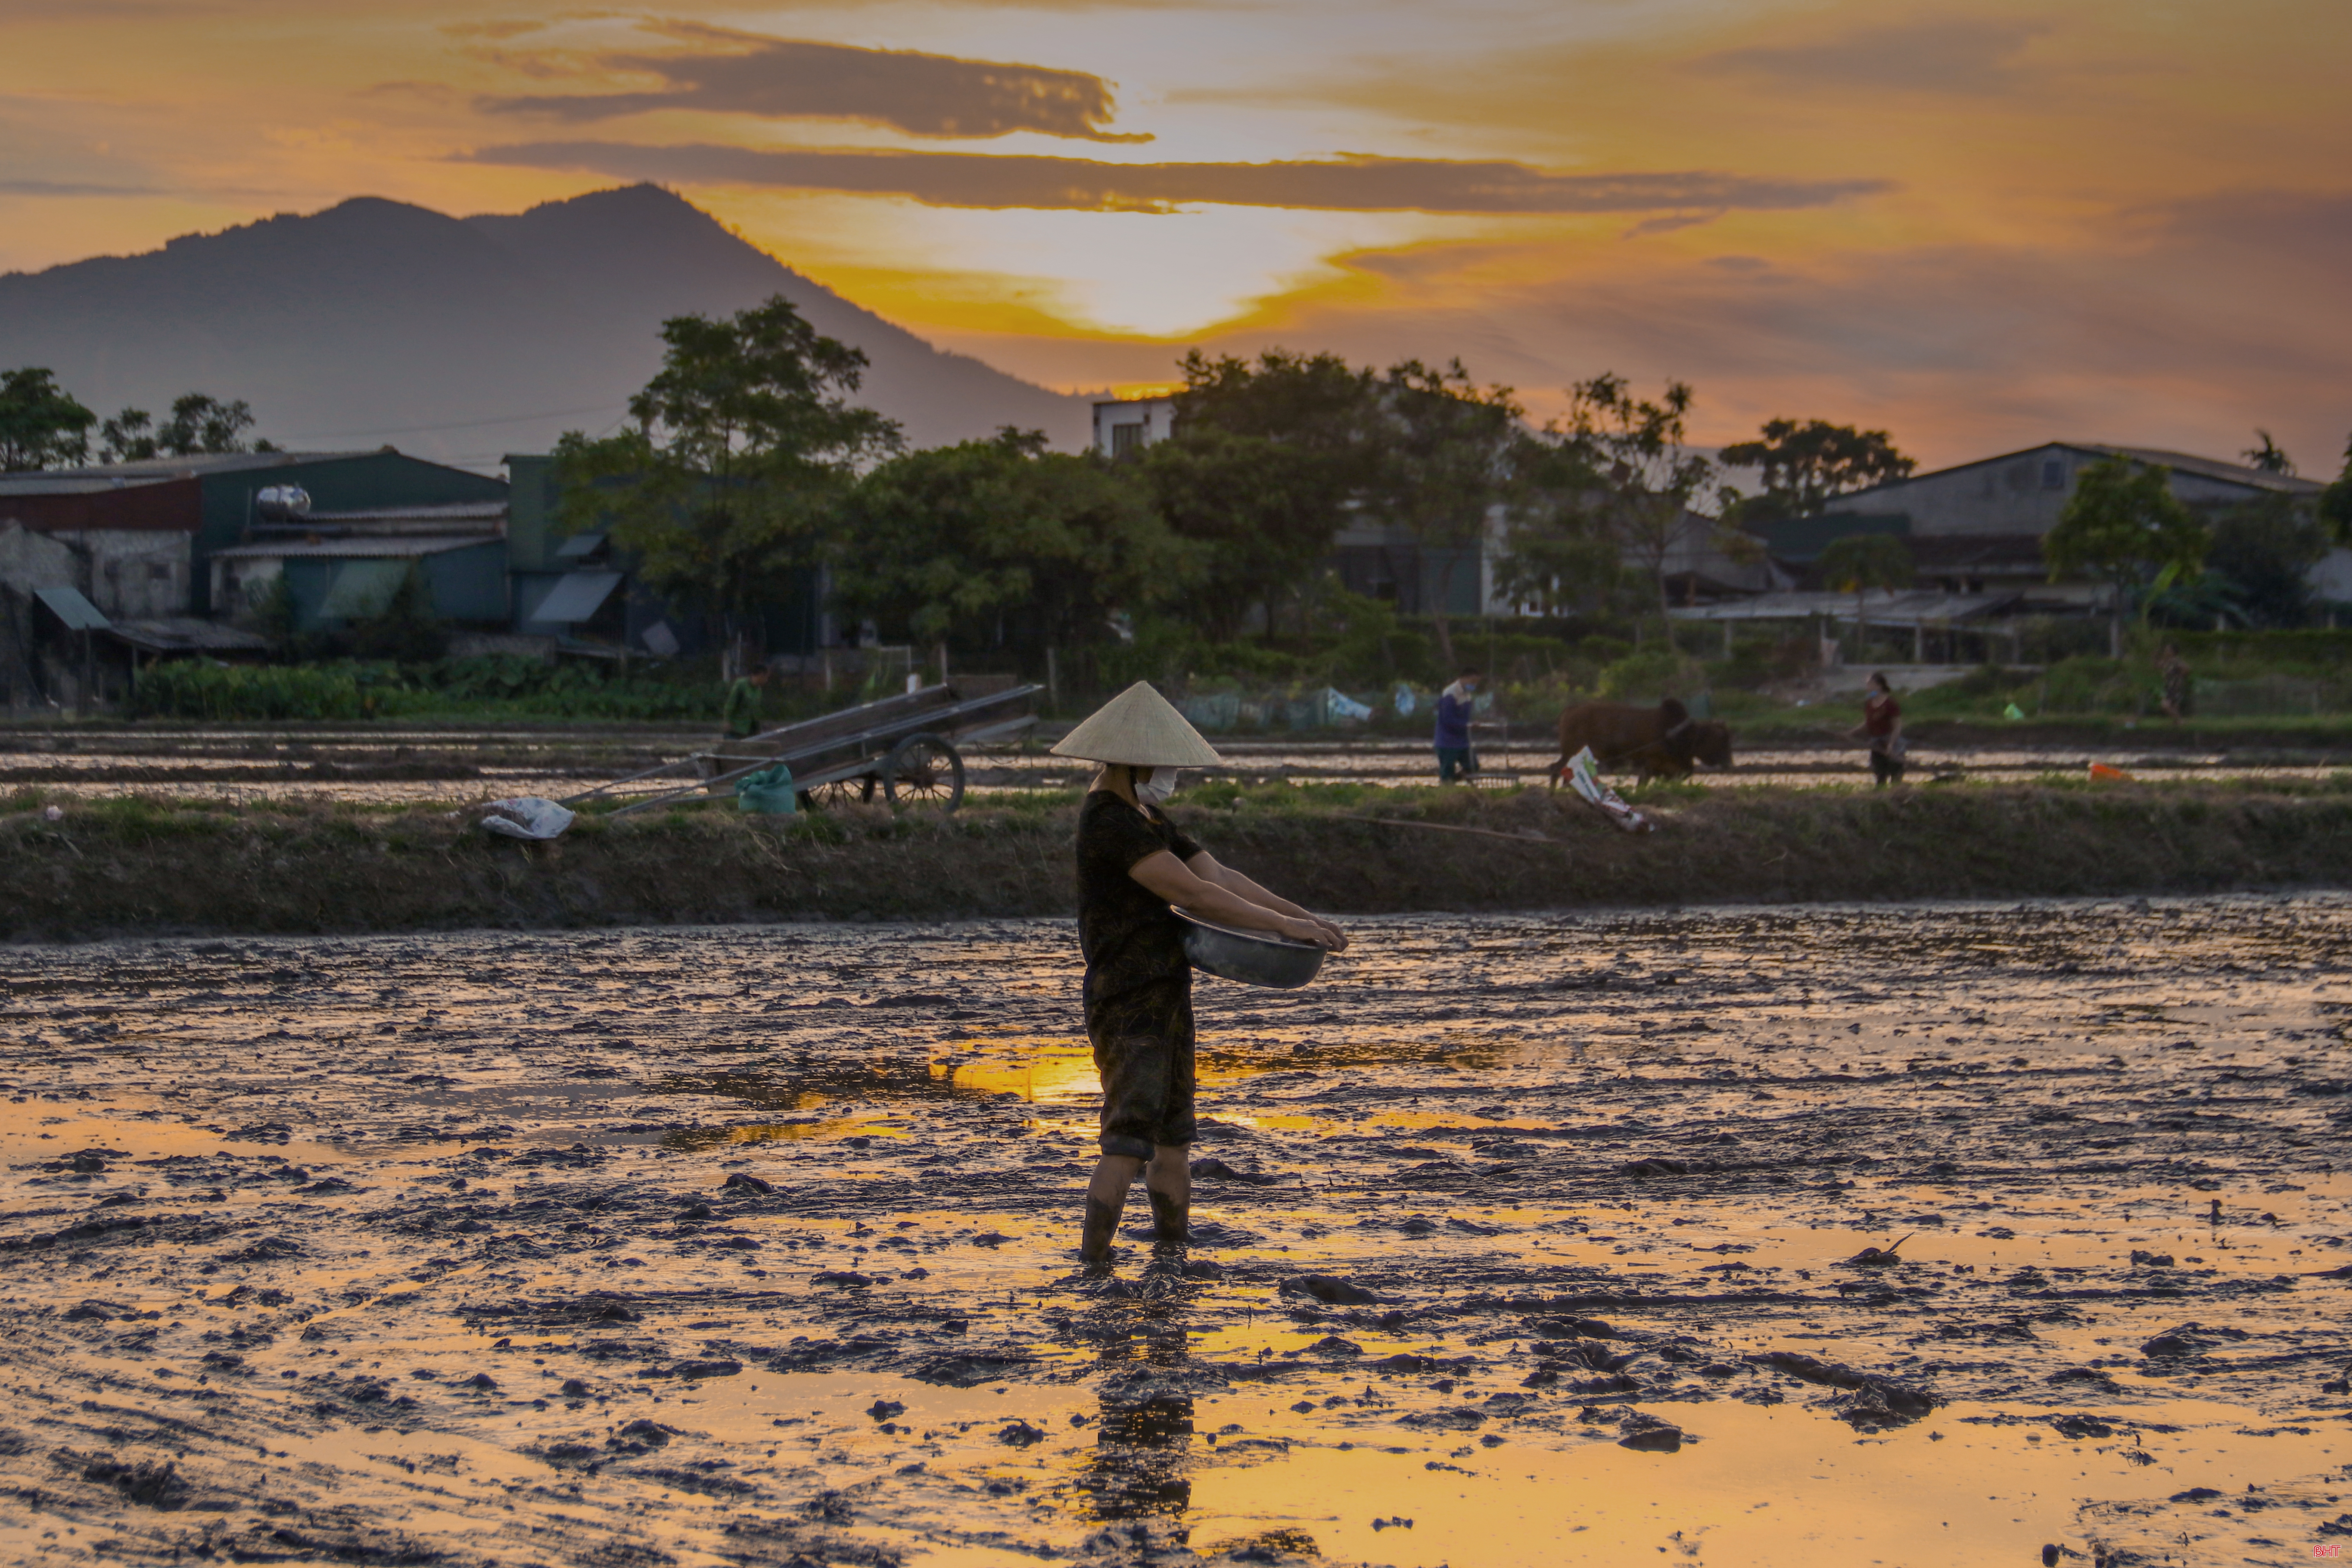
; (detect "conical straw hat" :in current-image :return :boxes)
[1051,681,1224,766]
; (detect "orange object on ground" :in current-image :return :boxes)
[2088,762,2134,781]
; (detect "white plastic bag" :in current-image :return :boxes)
[1564,747,1653,834]
[479,796,576,841]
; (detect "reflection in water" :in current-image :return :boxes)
[1077,1394,1196,1520]
[950,1041,1101,1104]
[646,1072,830,1109]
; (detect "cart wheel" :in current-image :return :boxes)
[883,733,964,812]
[802,776,877,811]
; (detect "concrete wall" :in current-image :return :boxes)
[0,521,191,619]
[79,529,195,619]
[0,521,78,596]
[1092,398,1175,458]
[2311,548,2352,607]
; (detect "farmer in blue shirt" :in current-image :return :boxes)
[1433,669,1481,783]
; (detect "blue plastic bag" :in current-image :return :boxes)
[736,763,798,815]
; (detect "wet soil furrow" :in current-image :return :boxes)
[0,897,2347,1565]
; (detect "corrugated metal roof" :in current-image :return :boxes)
[210,534,498,560]
[529,571,623,623]
[33,585,111,631]
[0,451,382,487]
[1831,441,2327,502]
[2089,446,2324,495]
[303,501,507,524]
[0,473,186,497]
[1668,590,2020,624]
[106,618,274,655]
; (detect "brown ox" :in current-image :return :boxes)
[1547,698,1733,787]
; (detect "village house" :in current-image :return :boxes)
[0,448,509,709]
[1810,442,2337,605]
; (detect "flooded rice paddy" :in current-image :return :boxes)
[5,728,2347,806]
[2,896,2349,1566]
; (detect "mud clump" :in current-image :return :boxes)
[66,1454,188,1509]
[1280,1275,1378,1306]
[1191,1158,1278,1185]
[2138,1323,2250,1358]
[1615,1412,1688,1453]
[1749,1351,1941,1423]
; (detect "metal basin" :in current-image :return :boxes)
[1173,908,1327,989]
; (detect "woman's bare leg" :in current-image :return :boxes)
[1143,1145,1190,1243]
[1083,1154,1142,1262]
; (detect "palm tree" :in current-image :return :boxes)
[1818,533,1914,663]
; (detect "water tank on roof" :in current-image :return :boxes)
[255,485,311,520]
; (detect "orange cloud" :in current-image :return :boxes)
[0,0,2344,466]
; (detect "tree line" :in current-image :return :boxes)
[554,296,1947,667]
[15,292,2346,652]
[0,368,274,468]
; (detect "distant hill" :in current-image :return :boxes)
[0,185,1091,466]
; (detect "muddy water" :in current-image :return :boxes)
[8,729,2349,806]
[3,898,2348,1566]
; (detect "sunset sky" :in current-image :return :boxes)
[3,0,2347,469]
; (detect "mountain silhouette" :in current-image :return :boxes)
[0,184,1091,465]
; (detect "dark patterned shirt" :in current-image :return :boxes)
[1076,790,1203,1010]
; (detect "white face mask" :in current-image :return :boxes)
[1134,766,1179,806]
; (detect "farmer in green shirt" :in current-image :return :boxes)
[722,664,771,739]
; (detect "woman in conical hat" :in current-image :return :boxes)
[1054,681,1347,1264]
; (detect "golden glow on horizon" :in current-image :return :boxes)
[1,0,2346,462]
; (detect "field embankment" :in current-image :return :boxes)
[5,779,2351,940]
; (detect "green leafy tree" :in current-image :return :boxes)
[1170,348,1378,455]
[1155,348,1521,661]
[1718,417,1916,519]
[1137,427,1349,641]
[100,393,275,462]
[1158,350,1377,639]
[2240,430,2295,476]
[2042,455,2208,654]
[1492,428,1627,618]
[552,296,900,657]
[157,393,271,456]
[1367,359,1525,665]
[348,566,451,663]
[1528,373,1736,632]
[2200,494,2327,628]
[1817,533,1914,660]
[0,368,95,470]
[1490,513,1627,619]
[2321,435,2352,546]
[829,429,1197,656]
[99,408,159,463]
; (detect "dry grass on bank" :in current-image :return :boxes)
[4,776,2351,941]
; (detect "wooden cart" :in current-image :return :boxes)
[563,680,1041,818]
